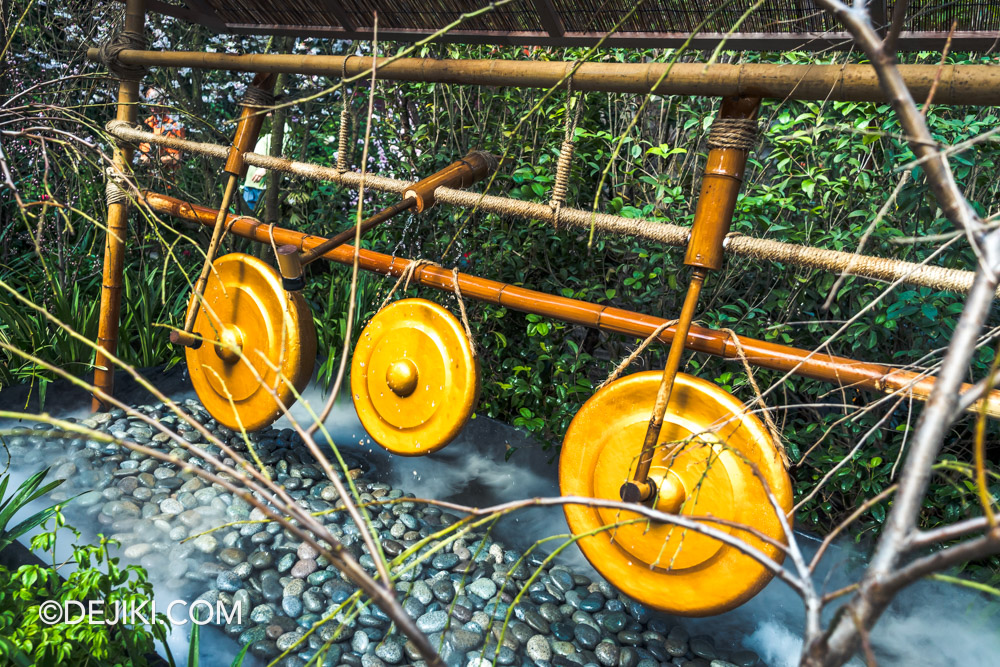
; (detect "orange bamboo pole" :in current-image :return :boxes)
[85,49,1000,106]
[92,0,145,411]
[628,96,760,500]
[143,190,1000,420]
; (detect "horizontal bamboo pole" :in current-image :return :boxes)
[87,49,1000,106]
[107,121,986,298]
[144,190,1000,420]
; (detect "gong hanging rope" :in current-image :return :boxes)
[451,267,477,359]
[599,320,677,389]
[719,327,789,467]
[379,259,442,310]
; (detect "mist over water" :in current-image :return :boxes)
[286,384,1000,666]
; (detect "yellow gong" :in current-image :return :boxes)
[560,371,792,616]
[185,253,316,432]
[352,298,479,455]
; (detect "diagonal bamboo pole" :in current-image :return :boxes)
[626,96,759,501]
[171,72,277,348]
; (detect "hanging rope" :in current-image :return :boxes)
[337,58,352,173]
[379,259,442,310]
[550,80,584,229]
[707,117,758,151]
[97,29,147,81]
[720,328,790,468]
[600,321,678,388]
[451,267,477,358]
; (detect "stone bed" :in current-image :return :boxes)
[3,401,764,667]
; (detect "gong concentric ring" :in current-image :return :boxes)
[560,371,792,617]
[185,252,316,432]
[351,298,479,455]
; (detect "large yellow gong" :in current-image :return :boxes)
[560,371,792,616]
[352,298,479,455]
[185,253,316,432]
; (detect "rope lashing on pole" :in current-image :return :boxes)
[241,84,275,108]
[337,58,352,173]
[110,122,992,298]
[707,117,758,151]
[550,80,584,229]
[104,167,132,207]
[97,29,148,80]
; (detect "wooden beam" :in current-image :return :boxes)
[182,0,226,31]
[218,25,1000,51]
[532,0,564,38]
[316,0,355,31]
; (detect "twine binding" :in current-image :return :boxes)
[97,29,147,81]
[708,118,757,151]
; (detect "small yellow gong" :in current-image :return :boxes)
[185,253,316,432]
[352,298,479,455]
[560,371,792,616]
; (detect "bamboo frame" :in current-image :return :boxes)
[85,49,1000,106]
[103,122,990,298]
[143,190,1000,420]
[92,0,146,411]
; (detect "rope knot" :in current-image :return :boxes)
[708,118,757,151]
[97,29,148,81]
[105,166,131,206]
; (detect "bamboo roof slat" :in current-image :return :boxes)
[124,0,1000,51]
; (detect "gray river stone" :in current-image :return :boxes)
[13,403,760,667]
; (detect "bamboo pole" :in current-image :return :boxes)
[143,190,1000,420]
[172,72,276,348]
[628,97,759,501]
[85,49,1000,106]
[103,122,989,298]
[92,0,146,411]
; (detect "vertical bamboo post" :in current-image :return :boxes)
[92,0,146,411]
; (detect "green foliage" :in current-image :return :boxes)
[0,468,67,554]
[0,511,168,666]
